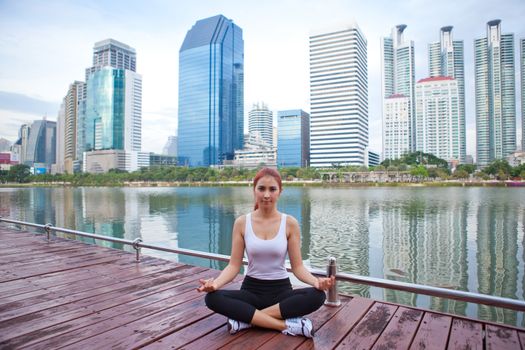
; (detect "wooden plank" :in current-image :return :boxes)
[0,266,209,343]
[1,258,180,300]
[519,332,525,350]
[518,332,525,350]
[142,312,227,349]
[256,296,353,350]
[409,313,452,350]
[2,270,221,349]
[34,292,212,349]
[297,296,375,350]
[0,253,132,283]
[486,324,521,350]
[372,307,423,350]
[0,255,171,294]
[447,319,483,350]
[0,249,126,270]
[0,264,202,324]
[0,242,116,258]
[0,245,85,259]
[177,319,248,350]
[336,302,397,349]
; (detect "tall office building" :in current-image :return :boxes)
[24,119,57,173]
[56,102,65,174]
[74,82,87,172]
[381,25,416,157]
[13,124,30,165]
[177,15,244,167]
[85,39,137,79]
[520,39,525,152]
[57,81,85,173]
[162,136,178,156]
[475,20,516,166]
[248,102,273,147]
[429,26,466,162]
[277,109,310,167]
[382,95,410,161]
[84,39,142,155]
[415,77,461,162]
[309,22,368,167]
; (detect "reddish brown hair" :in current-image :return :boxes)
[252,167,282,210]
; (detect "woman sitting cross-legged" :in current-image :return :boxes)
[197,167,335,338]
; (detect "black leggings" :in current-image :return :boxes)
[204,275,326,324]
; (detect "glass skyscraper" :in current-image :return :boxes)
[429,26,466,162]
[381,25,416,157]
[24,119,57,172]
[177,15,244,167]
[277,109,310,167]
[309,23,368,167]
[475,20,516,166]
[83,39,142,154]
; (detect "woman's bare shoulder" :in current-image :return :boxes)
[233,214,247,235]
[285,213,299,226]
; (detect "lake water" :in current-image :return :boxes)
[0,186,523,326]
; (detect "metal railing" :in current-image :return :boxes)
[1,216,525,313]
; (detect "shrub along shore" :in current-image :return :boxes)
[1,151,524,187]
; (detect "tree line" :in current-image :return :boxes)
[1,152,524,184]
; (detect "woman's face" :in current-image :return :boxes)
[254,175,281,209]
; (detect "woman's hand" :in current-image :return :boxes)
[197,278,218,292]
[314,276,336,291]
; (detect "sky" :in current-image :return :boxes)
[0,0,524,158]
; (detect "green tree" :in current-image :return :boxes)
[8,164,31,183]
[410,165,428,178]
[456,164,476,174]
[483,160,511,179]
[453,169,469,179]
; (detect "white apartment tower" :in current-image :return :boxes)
[309,23,368,167]
[429,26,466,162]
[383,95,410,160]
[475,20,516,166]
[381,25,416,158]
[415,77,461,162]
[248,102,273,147]
[520,39,525,152]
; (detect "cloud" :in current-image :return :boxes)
[0,109,54,141]
[0,91,60,116]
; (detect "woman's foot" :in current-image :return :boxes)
[282,317,314,338]
[227,318,252,334]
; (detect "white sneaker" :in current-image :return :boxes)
[227,318,252,334]
[282,317,314,338]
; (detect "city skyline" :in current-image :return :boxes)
[1,0,524,160]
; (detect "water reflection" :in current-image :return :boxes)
[477,200,519,324]
[0,186,524,326]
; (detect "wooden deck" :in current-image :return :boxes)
[0,227,524,350]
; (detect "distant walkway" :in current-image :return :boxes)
[0,227,524,349]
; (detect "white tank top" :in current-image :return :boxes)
[244,213,289,280]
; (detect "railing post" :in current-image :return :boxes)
[325,256,341,307]
[132,238,143,262]
[44,223,53,241]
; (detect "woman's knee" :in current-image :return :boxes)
[204,291,221,310]
[309,288,326,308]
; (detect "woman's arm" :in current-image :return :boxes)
[287,216,335,290]
[197,215,246,292]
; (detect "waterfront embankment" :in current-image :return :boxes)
[1,179,524,187]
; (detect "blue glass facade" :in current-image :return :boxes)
[277,110,309,167]
[24,120,56,171]
[85,67,125,151]
[177,15,244,166]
